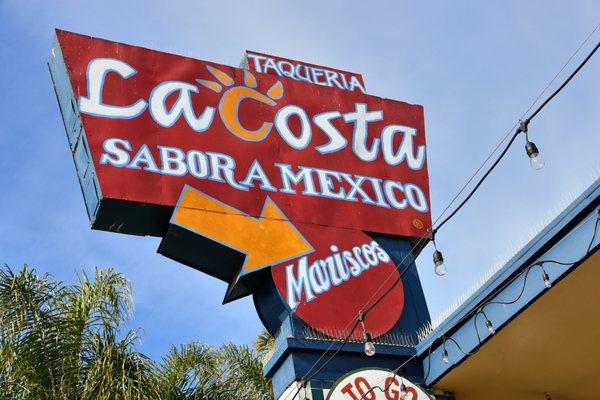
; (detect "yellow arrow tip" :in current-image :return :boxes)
[242,198,313,273]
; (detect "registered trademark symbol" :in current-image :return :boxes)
[413,219,424,229]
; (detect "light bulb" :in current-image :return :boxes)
[485,319,495,335]
[363,331,376,356]
[442,349,449,364]
[530,154,545,170]
[435,262,447,276]
[525,141,544,170]
[433,250,446,276]
[543,272,552,289]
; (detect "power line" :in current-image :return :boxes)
[357,210,600,400]
[437,21,600,226]
[284,28,600,400]
[349,24,600,328]
[434,38,600,232]
[527,40,600,122]
[367,34,600,326]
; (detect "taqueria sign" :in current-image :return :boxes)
[49,30,431,339]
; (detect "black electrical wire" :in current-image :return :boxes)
[303,319,361,381]
[442,210,599,357]
[354,39,600,371]
[283,232,436,400]
[483,265,539,308]
[243,209,600,400]
[434,39,599,233]
[428,23,599,246]
[293,230,436,398]
[433,132,520,233]
[441,213,599,359]
[349,38,600,396]
[363,35,600,333]
[356,209,599,400]
[286,35,600,400]
[440,211,599,334]
[527,40,600,122]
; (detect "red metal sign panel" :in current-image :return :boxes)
[56,30,430,237]
[51,30,431,339]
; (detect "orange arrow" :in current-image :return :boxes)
[171,185,314,274]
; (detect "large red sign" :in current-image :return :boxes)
[50,30,431,339]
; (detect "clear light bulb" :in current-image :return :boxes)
[364,340,376,357]
[435,262,447,276]
[485,319,495,335]
[530,153,545,170]
[433,250,446,276]
[525,141,544,170]
[363,330,376,356]
[442,349,449,364]
[543,272,552,289]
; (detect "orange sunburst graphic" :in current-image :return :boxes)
[197,66,283,142]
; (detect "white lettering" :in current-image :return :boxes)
[207,152,248,191]
[246,54,266,73]
[381,125,426,170]
[100,138,132,166]
[128,144,159,172]
[313,111,346,154]
[275,164,318,196]
[158,146,187,176]
[240,160,276,191]
[384,181,407,209]
[286,258,314,309]
[275,105,312,150]
[405,183,429,212]
[315,169,346,200]
[79,58,147,119]
[98,138,429,213]
[149,81,214,132]
[344,103,383,162]
[285,241,389,307]
[187,150,210,179]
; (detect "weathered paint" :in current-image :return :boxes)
[50,29,433,341]
[50,30,431,239]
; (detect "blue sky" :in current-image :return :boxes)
[0,1,598,360]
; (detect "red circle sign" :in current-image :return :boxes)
[271,224,404,340]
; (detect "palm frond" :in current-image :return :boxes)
[0,265,275,400]
[157,342,222,399]
[253,328,275,361]
[218,343,273,400]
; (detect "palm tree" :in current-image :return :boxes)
[0,265,159,400]
[156,342,273,400]
[0,264,274,400]
[254,329,276,362]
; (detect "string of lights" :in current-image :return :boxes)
[436,21,600,224]
[353,22,600,313]
[357,209,600,400]
[258,35,600,397]
[284,29,600,400]
[431,37,600,251]
[366,34,600,350]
